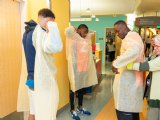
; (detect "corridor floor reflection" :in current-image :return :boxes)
[57,61,114,120]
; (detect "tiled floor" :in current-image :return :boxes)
[0,111,23,120]
[57,61,114,120]
[1,61,114,120]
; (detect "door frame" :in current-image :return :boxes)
[94,31,97,43]
[104,27,114,65]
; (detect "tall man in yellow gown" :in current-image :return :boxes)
[112,20,145,120]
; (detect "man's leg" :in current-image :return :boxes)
[116,109,140,120]
[77,88,91,115]
[145,44,148,53]
[70,90,75,112]
[77,88,84,110]
[28,88,35,120]
[147,44,150,51]
[132,113,139,120]
[146,44,150,53]
[70,90,80,120]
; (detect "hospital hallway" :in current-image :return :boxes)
[57,61,148,120]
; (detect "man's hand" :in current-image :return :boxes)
[112,65,120,74]
[73,26,77,31]
[112,59,120,74]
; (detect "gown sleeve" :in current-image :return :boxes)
[113,44,140,68]
[132,56,160,72]
[42,21,63,53]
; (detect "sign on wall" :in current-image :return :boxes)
[135,17,160,26]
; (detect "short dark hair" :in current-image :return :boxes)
[78,24,88,30]
[38,8,55,19]
[114,20,127,26]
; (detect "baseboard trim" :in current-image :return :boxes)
[57,103,70,116]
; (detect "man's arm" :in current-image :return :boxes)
[43,21,63,53]
[113,44,140,69]
[64,26,76,38]
[64,26,77,60]
[88,29,94,37]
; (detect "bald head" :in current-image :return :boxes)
[114,20,130,39]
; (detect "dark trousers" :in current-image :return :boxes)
[109,51,115,62]
[145,43,150,53]
[70,88,84,110]
[116,109,139,120]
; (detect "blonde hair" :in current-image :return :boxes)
[155,34,160,43]
[149,36,156,57]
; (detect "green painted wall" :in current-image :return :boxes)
[71,16,126,63]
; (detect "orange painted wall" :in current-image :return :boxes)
[51,0,70,110]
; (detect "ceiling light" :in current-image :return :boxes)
[92,15,95,18]
[71,18,92,22]
[95,18,99,21]
[86,8,91,13]
[71,14,81,18]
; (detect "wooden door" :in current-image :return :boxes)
[91,31,96,45]
[0,0,21,118]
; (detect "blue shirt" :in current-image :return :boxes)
[23,30,36,88]
[23,26,46,88]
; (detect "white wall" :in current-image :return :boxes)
[20,1,29,120]
[46,0,51,9]
[20,0,28,39]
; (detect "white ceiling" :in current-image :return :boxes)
[70,0,160,18]
[70,0,136,17]
[134,1,160,17]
